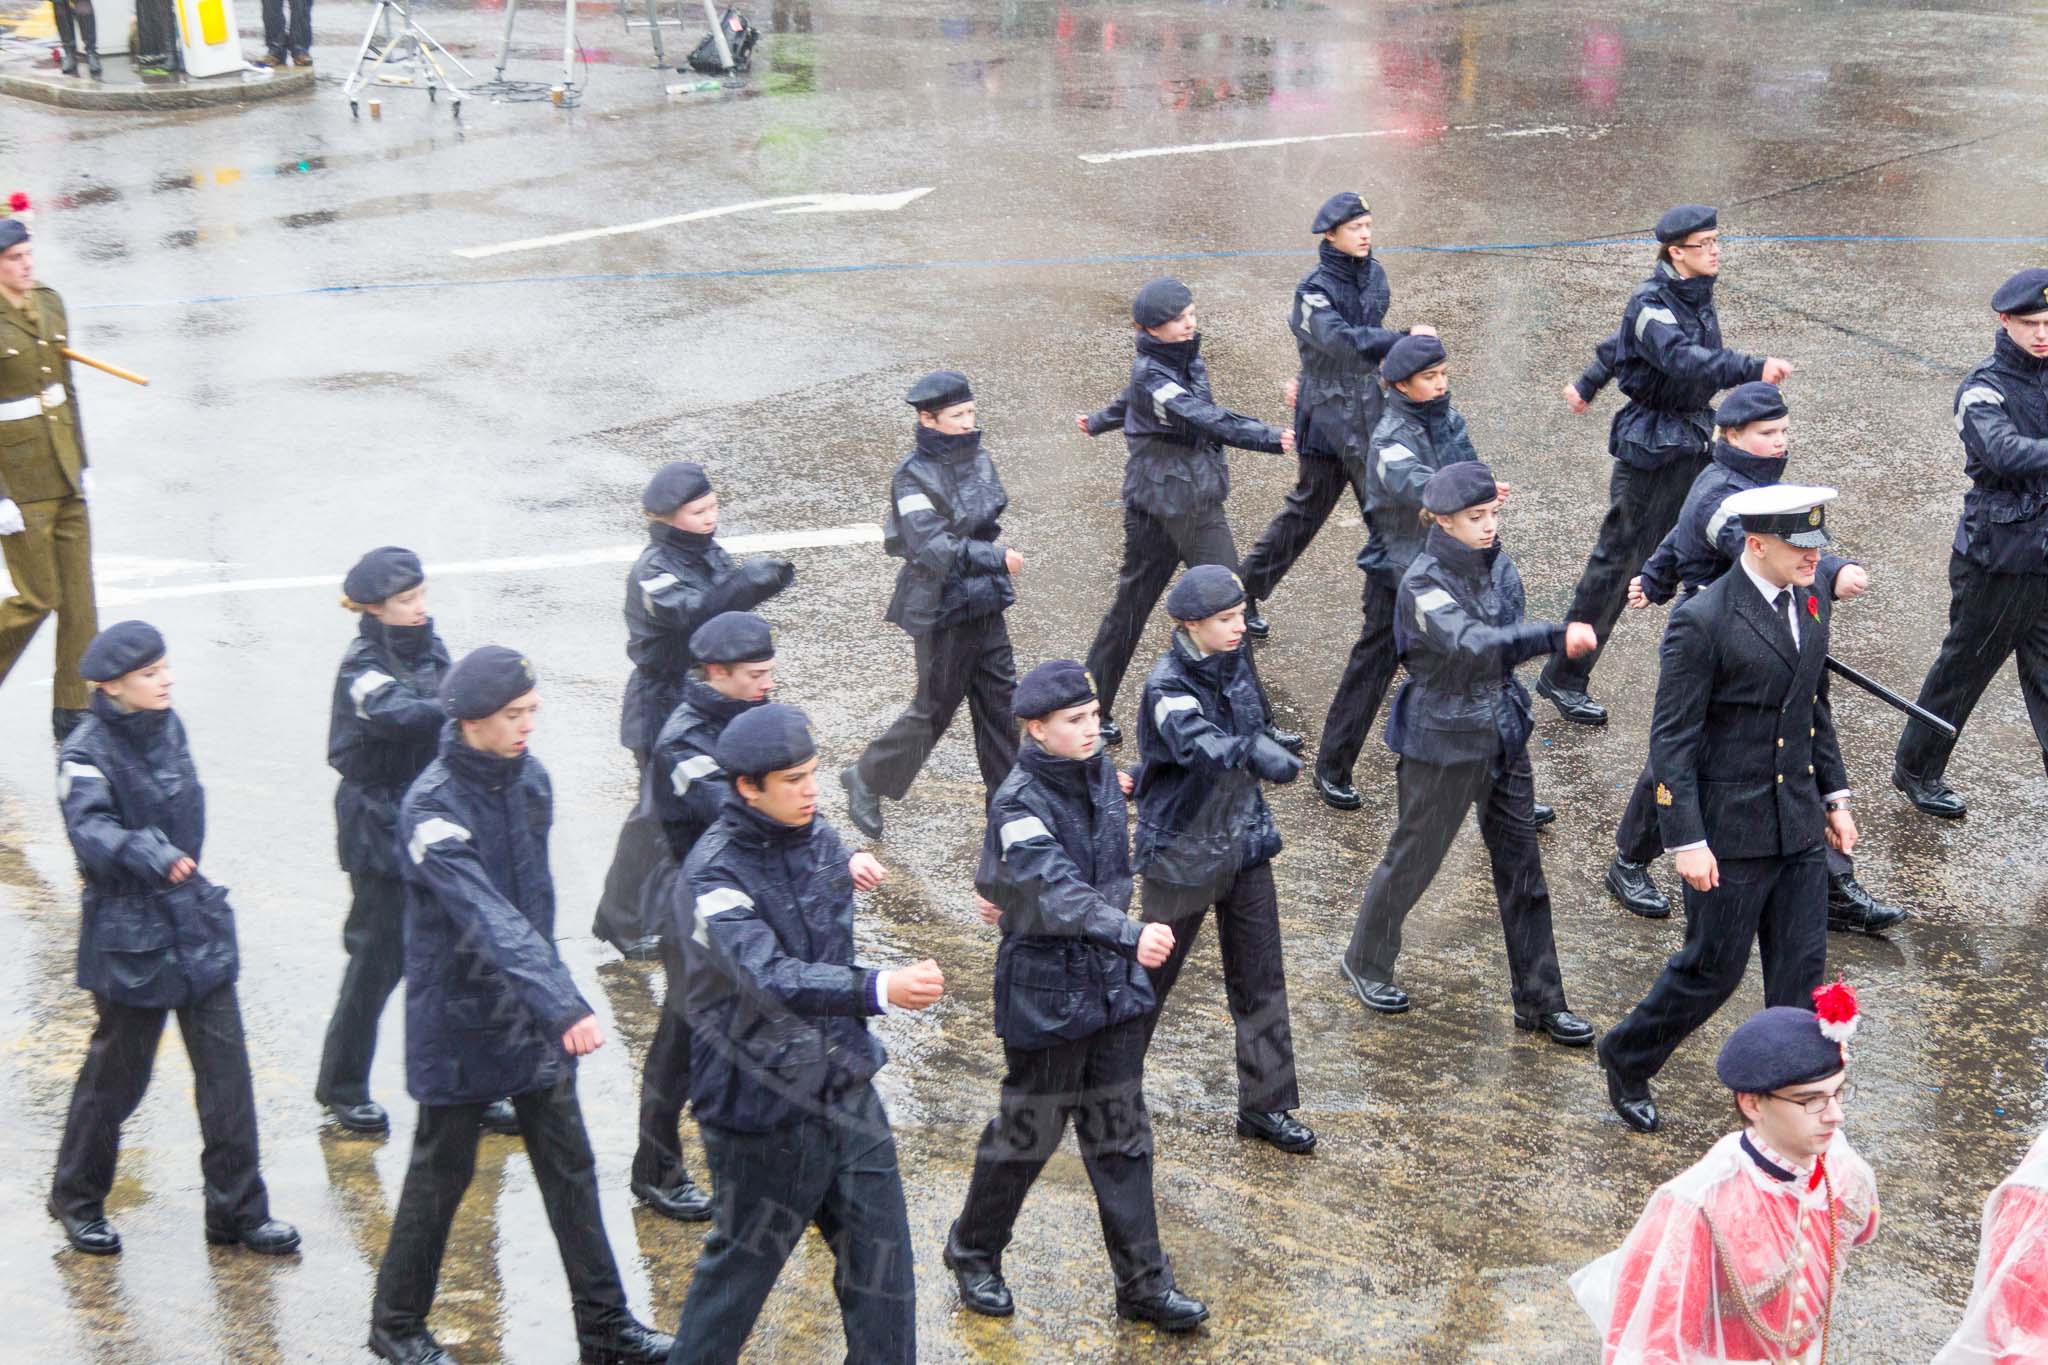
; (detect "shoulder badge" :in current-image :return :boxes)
[1655,782,1673,807]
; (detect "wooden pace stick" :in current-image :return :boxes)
[60,347,150,387]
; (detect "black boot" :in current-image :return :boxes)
[77,8,101,76]
[942,1228,1015,1317]
[205,1217,302,1254]
[480,1098,519,1136]
[367,1325,454,1364]
[1116,1287,1209,1331]
[838,765,884,839]
[1098,717,1123,746]
[1243,599,1270,639]
[48,1198,120,1255]
[573,1306,674,1364]
[52,2,80,74]
[1314,768,1362,811]
[1604,856,1671,919]
[1264,723,1304,754]
[1827,873,1907,935]
[1535,675,1608,726]
[1892,764,1966,819]
[631,1171,713,1222]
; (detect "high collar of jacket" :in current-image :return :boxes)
[1171,627,1243,680]
[440,721,529,792]
[1388,389,1450,426]
[1424,525,1500,583]
[1656,258,1716,307]
[725,793,820,850]
[1995,329,2048,376]
[1711,439,1787,485]
[361,612,437,665]
[1317,239,1365,283]
[650,519,715,558]
[1017,737,1099,798]
[914,424,983,464]
[1135,331,1201,370]
[89,690,174,746]
[683,679,763,724]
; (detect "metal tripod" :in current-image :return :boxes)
[342,0,475,119]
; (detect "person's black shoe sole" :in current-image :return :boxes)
[1514,1013,1595,1047]
[1536,678,1608,726]
[1116,1300,1210,1332]
[1314,775,1363,811]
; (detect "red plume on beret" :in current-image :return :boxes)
[1813,978,1859,1048]
[6,192,28,214]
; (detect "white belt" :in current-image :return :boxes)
[0,384,65,422]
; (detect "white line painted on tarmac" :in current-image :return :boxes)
[97,524,884,606]
[1076,123,1596,164]
[453,190,934,260]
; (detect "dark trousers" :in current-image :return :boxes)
[1140,861,1299,1113]
[855,613,1018,800]
[260,0,312,56]
[1599,847,1828,1084]
[1316,574,1400,782]
[1239,455,1356,604]
[0,494,96,711]
[1615,761,1852,877]
[950,1018,1169,1302]
[315,871,407,1107]
[1896,551,2048,780]
[594,750,668,949]
[1344,751,1568,1015]
[670,1083,915,1365]
[52,984,270,1228]
[1542,454,1707,694]
[633,936,697,1188]
[1086,503,1239,716]
[372,1075,627,1334]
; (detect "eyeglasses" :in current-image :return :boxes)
[1767,1082,1854,1115]
[1674,238,1721,252]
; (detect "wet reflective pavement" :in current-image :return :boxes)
[5,0,2048,1359]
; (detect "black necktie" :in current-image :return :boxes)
[1773,588,1798,650]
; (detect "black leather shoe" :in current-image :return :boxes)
[48,1199,120,1255]
[1531,802,1556,827]
[942,1238,1015,1317]
[206,1218,301,1254]
[574,1308,674,1364]
[1098,717,1123,746]
[617,934,664,962]
[1602,1062,1658,1133]
[632,1174,713,1222]
[1515,1009,1595,1047]
[838,765,885,838]
[480,1098,520,1136]
[52,707,89,741]
[1338,958,1410,1013]
[1243,600,1270,639]
[1265,724,1304,754]
[1892,764,1966,819]
[327,1100,391,1134]
[367,1326,454,1364]
[1605,856,1671,919]
[1828,874,1908,935]
[1117,1287,1209,1332]
[1314,771,1363,811]
[1236,1108,1316,1153]
[1536,677,1608,726]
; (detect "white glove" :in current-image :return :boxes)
[80,470,93,501]
[0,499,23,536]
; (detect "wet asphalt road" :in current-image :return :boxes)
[5,0,2048,1359]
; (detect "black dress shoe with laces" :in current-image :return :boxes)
[1536,677,1608,726]
[327,1099,391,1134]
[1314,771,1363,811]
[480,1098,520,1136]
[1827,873,1908,935]
[1515,1009,1595,1047]
[942,1237,1015,1317]
[1236,1108,1316,1153]
[49,1199,120,1255]
[1265,724,1304,754]
[1531,802,1556,827]
[1338,958,1410,1013]
[1605,856,1671,919]
[632,1173,714,1222]
[206,1217,301,1254]
[838,765,885,838]
[1098,717,1123,746]
[1602,1062,1659,1133]
[1243,600,1270,639]
[574,1308,674,1364]
[368,1326,454,1364]
[1117,1287,1209,1332]
[1892,764,1966,819]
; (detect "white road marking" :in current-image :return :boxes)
[96,524,884,605]
[1077,123,1596,164]
[453,189,935,260]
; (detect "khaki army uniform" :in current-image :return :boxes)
[0,283,95,715]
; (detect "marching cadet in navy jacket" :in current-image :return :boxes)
[373,647,671,1365]
[670,704,940,1365]
[1605,384,1901,936]
[1315,333,1475,810]
[1538,205,1790,727]
[1240,192,1428,639]
[48,622,299,1260]
[1338,465,1597,1045]
[1132,565,1314,1155]
[1896,268,2048,818]
[840,371,1019,839]
[628,611,775,1225]
[1598,487,1854,1134]
[945,661,1207,1334]
[1077,278,1292,743]
[595,459,793,958]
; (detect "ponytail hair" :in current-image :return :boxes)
[340,595,368,612]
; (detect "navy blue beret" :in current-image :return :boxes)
[1311,191,1370,234]
[906,370,973,412]
[689,611,774,665]
[642,461,713,516]
[1992,268,2048,316]
[714,701,817,776]
[1655,203,1718,244]
[1715,382,1788,429]
[1382,333,1448,384]
[440,645,537,720]
[1132,277,1195,329]
[1716,1005,1846,1092]
[343,545,424,605]
[1422,460,1498,515]
[0,218,26,252]
[80,620,166,682]
[1015,659,1095,720]
[1164,564,1246,621]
